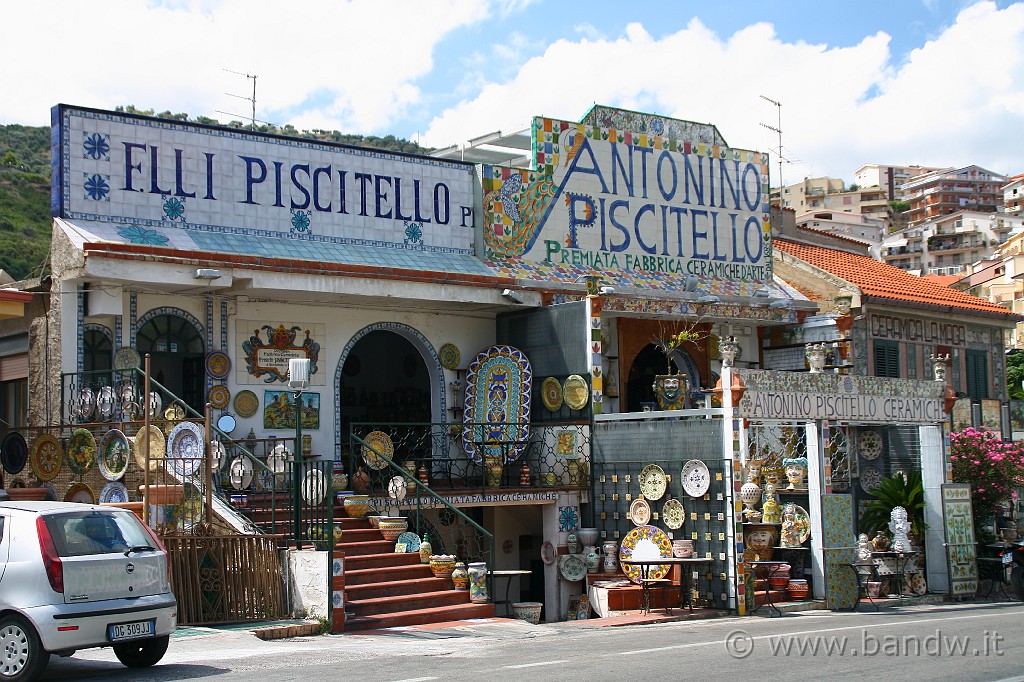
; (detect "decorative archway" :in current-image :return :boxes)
[134,307,205,412]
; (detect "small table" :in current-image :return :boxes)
[491,569,532,616]
[871,551,918,598]
[846,562,880,611]
[621,557,711,613]
[749,560,789,617]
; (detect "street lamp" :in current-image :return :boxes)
[288,358,310,549]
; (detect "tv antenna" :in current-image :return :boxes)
[223,69,258,130]
[759,94,792,231]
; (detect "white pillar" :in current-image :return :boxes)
[805,421,826,600]
[920,424,949,593]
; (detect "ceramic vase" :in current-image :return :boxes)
[566,532,579,554]
[586,548,601,573]
[404,461,418,494]
[429,554,457,580]
[739,481,761,519]
[417,465,429,486]
[744,524,779,561]
[871,530,892,553]
[419,535,432,564]
[484,456,503,487]
[567,459,582,485]
[672,539,694,558]
[578,527,600,546]
[519,461,531,486]
[468,562,489,603]
[331,465,348,492]
[450,561,469,590]
[350,466,370,494]
[602,541,619,572]
[652,374,687,410]
[782,456,808,490]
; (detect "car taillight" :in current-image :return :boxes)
[36,516,64,594]
[139,519,170,580]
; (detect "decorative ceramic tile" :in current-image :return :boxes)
[942,484,978,596]
[822,494,858,611]
[558,506,579,532]
[462,345,533,464]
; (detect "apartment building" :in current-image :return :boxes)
[794,211,886,257]
[880,210,1023,276]
[901,165,1007,226]
[776,176,892,226]
[852,163,941,201]
[952,231,1024,348]
[1004,173,1024,217]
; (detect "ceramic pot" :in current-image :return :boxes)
[484,456,503,487]
[306,522,343,551]
[468,562,489,603]
[740,481,761,514]
[865,581,883,599]
[419,535,433,564]
[6,488,49,501]
[350,466,370,494]
[871,530,892,553]
[331,466,348,492]
[769,571,791,590]
[343,494,370,518]
[566,532,579,554]
[672,539,694,558]
[578,527,600,546]
[586,548,601,573]
[429,554,457,579]
[602,540,619,572]
[511,601,543,624]
[540,472,558,487]
[743,524,779,561]
[787,579,809,601]
[450,561,469,590]
[378,517,408,541]
[366,514,382,529]
[140,484,184,506]
[653,374,687,410]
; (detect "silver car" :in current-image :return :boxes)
[0,501,177,681]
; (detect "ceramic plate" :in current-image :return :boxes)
[233,390,259,418]
[96,386,117,422]
[113,347,141,370]
[639,464,667,501]
[64,482,96,505]
[791,504,811,544]
[397,531,420,552]
[118,383,140,420]
[133,425,164,471]
[66,428,97,475]
[1,431,28,475]
[208,384,231,410]
[361,430,394,470]
[267,443,289,474]
[388,475,407,500]
[541,541,556,565]
[216,412,237,435]
[147,391,162,419]
[167,421,204,478]
[859,430,882,460]
[301,469,327,505]
[164,403,185,422]
[558,553,587,582]
[662,498,685,530]
[563,375,589,410]
[255,467,275,492]
[72,387,96,422]
[438,343,460,370]
[99,481,130,504]
[860,463,883,493]
[629,497,651,526]
[29,434,62,482]
[541,377,563,412]
[209,440,226,470]
[98,429,131,481]
[206,350,231,379]
[618,524,673,583]
[228,456,253,490]
[681,459,711,498]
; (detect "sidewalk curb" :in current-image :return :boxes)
[253,622,323,640]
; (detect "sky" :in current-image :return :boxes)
[3,0,1023,183]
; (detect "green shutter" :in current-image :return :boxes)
[873,340,899,378]
[966,350,988,400]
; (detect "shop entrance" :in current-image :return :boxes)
[625,343,700,411]
[135,314,205,413]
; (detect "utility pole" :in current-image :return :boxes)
[760,95,783,232]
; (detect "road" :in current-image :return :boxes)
[43,601,1024,681]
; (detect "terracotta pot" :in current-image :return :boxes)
[138,484,184,506]
[102,501,145,521]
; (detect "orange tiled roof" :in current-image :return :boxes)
[921,273,962,287]
[774,238,1017,318]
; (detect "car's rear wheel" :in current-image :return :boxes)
[0,614,49,682]
[112,635,169,669]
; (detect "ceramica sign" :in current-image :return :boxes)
[483,116,771,283]
[52,105,476,250]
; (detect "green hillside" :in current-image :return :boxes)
[0,109,433,281]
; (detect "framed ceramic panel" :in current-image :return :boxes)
[941,483,978,597]
[981,399,1001,433]
[821,494,858,611]
[263,390,320,430]
[952,398,972,431]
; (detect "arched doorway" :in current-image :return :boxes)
[83,324,113,385]
[135,313,205,412]
[625,343,700,411]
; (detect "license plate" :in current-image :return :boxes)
[108,619,155,641]
[1002,552,1014,565]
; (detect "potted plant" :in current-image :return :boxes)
[651,322,703,410]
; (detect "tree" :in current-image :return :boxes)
[1007,351,1024,399]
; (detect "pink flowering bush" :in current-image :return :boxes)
[949,427,1024,525]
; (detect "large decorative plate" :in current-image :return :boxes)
[397,531,420,552]
[72,387,96,422]
[209,440,226,470]
[629,497,652,526]
[29,434,62,481]
[99,481,129,504]
[859,430,883,460]
[233,390,259,418]
[639,464,667,501]
[206,350,231,380]
[662,498,685,530]
[860,463,883,493]
[387,475,407,500]
[267,443,289,474]
[361,431,394,470]
[98,429,131,481]
[461,345,533,464]
[562,375,589,410]
[132,425,164,471]
[1,431,28,475]
[216,413,237,435]
[147,391,162,419]
[167,421,204,478]
[66,428,97,475]
[558,553,587,582]
[681,459,711,498]
[541,541,556,565]
[301,469,327,505]
[64,482,96,504]
[164,403,185,422]
[438,343,460,370]
[96,386,117,422]
[113,346,142,370]
[208,385,230,410]
[255,467,276,492]
[541,377,563,412]
[790,504,812,545]
[618,525,673,583]
[229,456,253,490]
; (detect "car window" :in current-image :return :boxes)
[44,511,152,557]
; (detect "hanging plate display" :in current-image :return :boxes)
[208,385,231,410]
[96,386,117,422]
[541,541,556,565]
[29,434,62,482]
[267,443,289,474]
[97,429,131,481]
[541,377,563,412]
[662,498,685,530]
[216,413,237,435]
[167,421,204,478]
[461,345,533,464]
[558,553,587,582]
[64,482,96,504]
[397,531,421,552]
[301,469,327,505]
[72,387,96,423]
[1,431,28,475]
[639,464,667,501]
[387,475,407,500]
[859,430,883,460]
[113,347,142,371]
[206,350,231,379]
[228,455,253,490]
[361,430,394,470]
[681,459,711,498]
[99,481,130,504]
[618,524,673,584]
[147,391,162,420]
[791,504,812,545]
[860,463,883,493]
[438,343,460,370]
[132,425,164,471]
[255,467,276,492]
[562,375,589,411]
[629,497,651,526]
[233,390,259,418]
[164,402,185,422]
[209,439,226,470]
[66,428,97,476]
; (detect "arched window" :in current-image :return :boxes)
[136,314,205,412]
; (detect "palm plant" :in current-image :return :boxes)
[858,470,926,540]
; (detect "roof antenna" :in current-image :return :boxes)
[223,69,258,130]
